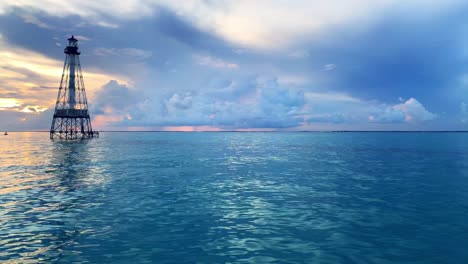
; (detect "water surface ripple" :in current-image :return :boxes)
[1,132,468,263]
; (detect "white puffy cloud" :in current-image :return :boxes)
[87,76,437,130]
[180,78,304,128]
[369,98,435,123]
[91,80,141,116]
[85,67,437,130]
[98,77,306,129]
[166,93,193,110]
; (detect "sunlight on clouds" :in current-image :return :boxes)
[19,105,48,113]
[160,0,465,49]
[0,1,462,131]
[1,51,61,78]
[0,39,130,114]
[92,114,125,128]
[0,49,127,86]
[0,98,20,109]
[368,98,435,123]
[0,0,464,49]
[0,67,26,79]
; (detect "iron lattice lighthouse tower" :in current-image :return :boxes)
[50,36,98,139]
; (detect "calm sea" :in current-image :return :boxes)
[1,132,468,263]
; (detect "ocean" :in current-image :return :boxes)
[1,132,467,263]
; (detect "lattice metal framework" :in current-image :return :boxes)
[50,36,98,139]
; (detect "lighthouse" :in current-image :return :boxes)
[50,36,98,139]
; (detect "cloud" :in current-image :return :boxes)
[300,93,436,126]
[162,1,398,49]
[289,50,310,59]
[0,36,130,114]
[97,78,306,129]
[323,64,337,71]
[94,48,152,59]
[90,80,144,128]
[305,92,360,103]
[20,13,51,28]
[193,55,238,69]
[184,78,304,128]
[166,93,193,110]
[83,75,437,130]
[1,1,463,49]
[0,98,20,109]
[0,0,156,28]
[0,108,53,130]
[1,1,466,131]
[394,98,436,121]
[369,98,435,123]
[158,0,465,49]
[92,80,140,114]
[75,35,91,41]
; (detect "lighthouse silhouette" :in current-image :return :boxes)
[50,36,98,139]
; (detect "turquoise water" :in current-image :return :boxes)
[1,132,468,263]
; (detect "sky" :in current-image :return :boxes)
[1,0,468,131]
